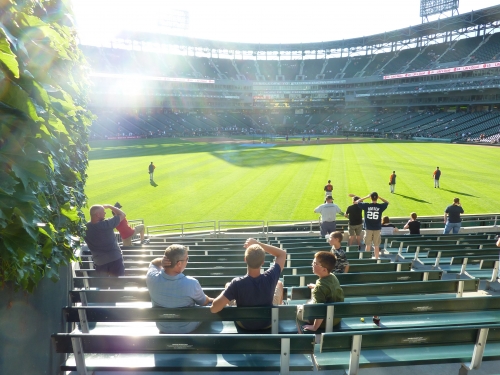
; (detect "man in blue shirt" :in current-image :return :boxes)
[351,192,389,259]
[146,244,213,334]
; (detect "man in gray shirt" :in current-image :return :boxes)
[147,245,213,334]
[84,204,126,276]
[314,196,344,237]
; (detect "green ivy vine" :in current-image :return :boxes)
[0,0,93,292]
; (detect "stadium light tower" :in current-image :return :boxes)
[157,9,189,33]
[420,0,459,23]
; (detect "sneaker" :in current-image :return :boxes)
[141,239,150,244]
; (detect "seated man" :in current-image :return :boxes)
[146,244,213,334]
[113,202,148,245]
[210,238,286,331]
[298,251,344,332]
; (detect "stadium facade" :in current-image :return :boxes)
[83,5,500,143]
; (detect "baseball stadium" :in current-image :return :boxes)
[1,1,500,374]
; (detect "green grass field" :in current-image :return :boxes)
[85,138,499,226]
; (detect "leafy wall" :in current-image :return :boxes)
[0,0,92,292]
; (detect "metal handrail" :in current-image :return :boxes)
[266,220,318,233]
[217,220,265,234]
[146,221,216,236]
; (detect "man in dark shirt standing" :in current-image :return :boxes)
[149,162,156,181]
[345,195,363,250]
[433,167,441,188]
[352,192,389,259]
[444,197,464,234]
[85,204,126,277]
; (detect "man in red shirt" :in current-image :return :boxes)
[113,202,149,245]
[389,171,396,194]
[324,180,333,198]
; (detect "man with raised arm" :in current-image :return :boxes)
[146,244,213,334]
[349,192,389,259]
[210,238,286,331]
[443,197,464,234]
[344,195,363,249]
[314,195,344,237]
[84,204,126,277]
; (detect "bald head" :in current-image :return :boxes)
[90,205,105,222]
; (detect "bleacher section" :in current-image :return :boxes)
[53,215,500,374]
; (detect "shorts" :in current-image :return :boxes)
[122,224,144,246]
[348,224,363,236]
[364,230,382,247]
[94,257,125,277]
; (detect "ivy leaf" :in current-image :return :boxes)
[10,157,49,187]
[0,170,18,195]
[0,79,42,122]
[1,217,38,256]
[0,27,20,78]
[47,112,69,135]
[60,202,78,222]
[41,238,53,258]
[32,81,51,110]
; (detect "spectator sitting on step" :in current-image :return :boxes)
[298,251,344,332]
[146,244,213,334]
[210,238,285,331]
[112,202,149,245]
[381,216,398,236]
[404,212,421,235]
[328,231,349,273]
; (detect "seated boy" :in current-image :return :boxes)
[298,251,344,332]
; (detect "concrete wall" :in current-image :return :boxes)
[0,266,70,375]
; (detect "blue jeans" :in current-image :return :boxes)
[443,221,461,234]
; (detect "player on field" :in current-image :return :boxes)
[324,179,333,198]
[433,167,441,188]
[389,171,396,194]
[149,162,156,181]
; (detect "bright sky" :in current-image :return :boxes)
[73,0,500,45]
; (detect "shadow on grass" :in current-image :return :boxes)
[440,189,479,198]
[89,139,235,160]
[393,193,431,204]
[210,148,322,167]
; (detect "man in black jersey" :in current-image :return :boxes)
[344,195,363,249]
[351,192,389,259]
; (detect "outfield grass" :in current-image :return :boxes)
[85,138,500,226]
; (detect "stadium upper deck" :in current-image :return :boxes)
[83,5,500,142]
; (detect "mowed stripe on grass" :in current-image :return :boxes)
[85,139,500,226]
